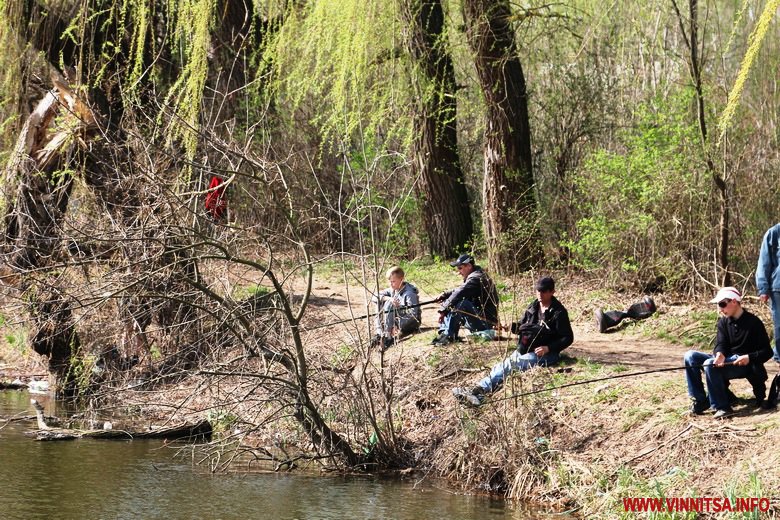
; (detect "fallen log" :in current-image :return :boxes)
[0,381,28,390]
[27,399,212,442]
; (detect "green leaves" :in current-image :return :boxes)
[564,96,706,282]
[719,0,780,143]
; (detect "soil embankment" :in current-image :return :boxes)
[306,280,780,514]
[3,276,779,516]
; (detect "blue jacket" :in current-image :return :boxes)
[756,223,780,294]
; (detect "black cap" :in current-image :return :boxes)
[450,254,474,267]
[535,276,555,292]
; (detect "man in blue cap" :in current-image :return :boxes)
[432,254,499,346]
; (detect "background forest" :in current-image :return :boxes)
[1,0,779,285]
[1,0,780,489]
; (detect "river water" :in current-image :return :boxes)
[0,391,556,520]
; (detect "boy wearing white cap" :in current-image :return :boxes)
[684,287,773,418]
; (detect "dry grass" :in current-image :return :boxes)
[3,264,780,516]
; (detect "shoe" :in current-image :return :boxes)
[431,333,455,346]
[712,408,734,419]
[371,336,395,351]
[452,387,484,407]
[760,399,777,410]
[689,399,708,416]
[468,329,496,341]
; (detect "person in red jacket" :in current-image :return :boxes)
[205,176,227,221]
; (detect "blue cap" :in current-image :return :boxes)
[450,254,474,267]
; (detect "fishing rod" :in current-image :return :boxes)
[486,361,737,404]
[308,298,440,330]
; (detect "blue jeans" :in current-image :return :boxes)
[769,292,780,362]
[684,350,752,410]
[477,350,561,393]
[375,301,419,338]
[439,299,489,338]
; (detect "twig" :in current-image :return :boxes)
[617,423,693,467]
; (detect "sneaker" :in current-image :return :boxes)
[689,399,709,416]
[712,408,734,419]
[371,336,395,351]
[431,333,455,346]
[452,387,484,407]
[468,329,496,341]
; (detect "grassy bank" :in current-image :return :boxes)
[2,260,779,517]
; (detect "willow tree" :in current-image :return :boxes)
[401,0,473,255]
[0,0,221,392]
[0,0,383,468]
[269,0,474,257]
[463,0,538,274]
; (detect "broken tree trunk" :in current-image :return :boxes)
[28,399,212,442]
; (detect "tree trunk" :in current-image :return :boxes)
[673,0,729,285]
[463,0,538,275]
[29,287,81,398]
[2,80,87,397]
[401,0,473,256]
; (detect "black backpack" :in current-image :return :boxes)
[768,372,780,408]
[516,322,555,354]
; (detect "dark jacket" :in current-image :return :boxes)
[438,266,499,324]
[510,296,574,355]
[714,308,773,383]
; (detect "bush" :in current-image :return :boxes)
[563,94,712,289]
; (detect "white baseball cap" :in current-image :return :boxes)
[709,286,742,303]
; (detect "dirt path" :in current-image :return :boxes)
[566,325,686,370]
[303,279,688,371]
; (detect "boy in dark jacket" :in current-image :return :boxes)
[453,276,574,406]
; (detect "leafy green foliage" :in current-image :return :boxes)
[163,0,215,179]
[268,0,411,149]
[563,94,709,288]
[719,0,780,142]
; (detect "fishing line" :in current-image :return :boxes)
[485,361,736,404]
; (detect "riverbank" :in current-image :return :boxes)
[2,268,779,517]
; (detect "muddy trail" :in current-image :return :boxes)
[303,279,698,372]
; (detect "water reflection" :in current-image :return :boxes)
[0,391,554,519]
